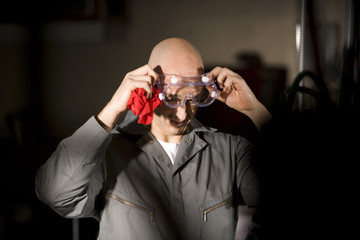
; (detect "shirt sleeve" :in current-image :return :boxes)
[35,116,112,218]
[235,137,260,207]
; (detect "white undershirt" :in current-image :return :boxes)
[157,140,179,165]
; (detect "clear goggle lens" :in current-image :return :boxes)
[156,73,217,108]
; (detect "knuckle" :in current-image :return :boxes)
[145,75,152,83]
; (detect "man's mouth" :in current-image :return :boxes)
[170,119,186,127]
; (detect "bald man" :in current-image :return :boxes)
[36,38,271,239]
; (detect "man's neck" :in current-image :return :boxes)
[150,128,183,144]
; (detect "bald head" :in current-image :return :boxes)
[148,38,204,75]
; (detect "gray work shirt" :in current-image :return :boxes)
[35,112,259,240]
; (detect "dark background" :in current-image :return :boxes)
[1,0,358,239]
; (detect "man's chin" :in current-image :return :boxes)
[167,121,188,135]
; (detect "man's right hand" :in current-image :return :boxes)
[97,64,158,132]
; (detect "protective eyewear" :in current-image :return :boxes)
[156,73,218,108]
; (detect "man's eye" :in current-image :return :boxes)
[194,90,209,102]
[166,95,177,101]
[165,95,181,103]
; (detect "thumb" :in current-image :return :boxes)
[216,87,231,102]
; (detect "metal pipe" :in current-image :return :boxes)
[297,0,307,112]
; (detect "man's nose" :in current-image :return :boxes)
[175,104,188,121]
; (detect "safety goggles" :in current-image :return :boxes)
[156,73,218,108]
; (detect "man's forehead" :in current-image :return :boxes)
[156,54,204,75]
[159,63,205,75]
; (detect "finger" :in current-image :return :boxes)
[127,74,153,86]
[127,75,154,97]
[216,87,226,102]
[209,67,223,85]
[126,64,159,98]
[208,66,225,90]
[127,64,158,86]
[214,67,233,90]
[220,68,245,90]
[209,66,223,78]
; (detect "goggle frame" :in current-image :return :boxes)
[156,73,218,108]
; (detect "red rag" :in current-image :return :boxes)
[127,86,162,125]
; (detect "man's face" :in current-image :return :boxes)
[149,42,204,140]
[151,72,204,138]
